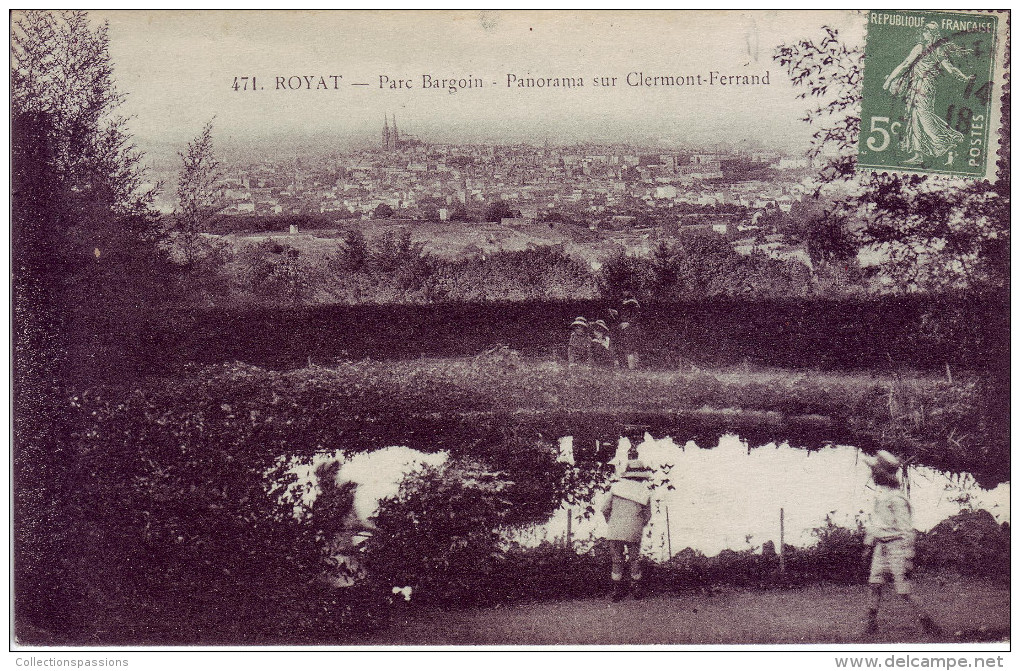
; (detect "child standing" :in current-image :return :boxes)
[567,316,592,368]
[617,298,644,370]
[590,319,617,368]
[862,450,942,638]
[600,459,653,601]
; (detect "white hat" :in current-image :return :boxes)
[865,449,901,475]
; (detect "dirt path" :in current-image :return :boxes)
[352,577,1009,645]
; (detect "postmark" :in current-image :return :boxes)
[858,10,1003,180]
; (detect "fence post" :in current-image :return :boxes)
[779,507,786,574]
[565,508,572,548]
[665,505,672,559]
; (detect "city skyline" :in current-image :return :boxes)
[85,10,867,165]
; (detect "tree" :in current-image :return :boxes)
[174,120,223,263]
[331,228,370,272]
[449,205,474,222]
[373,203,395,219]
[484,200,515,222]
[775,23,1008,473]
[775,26,1008,293]
[12,9,173,638]
[12,11,152,217]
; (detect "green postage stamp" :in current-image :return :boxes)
[858,10,1004,180]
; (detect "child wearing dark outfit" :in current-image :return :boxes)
[617,297,644,370]
[567,316,593,368]
[591,319,617,368]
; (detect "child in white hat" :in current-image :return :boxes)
[600,459,653,601]
[862,450,941,638]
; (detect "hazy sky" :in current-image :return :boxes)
[87,10,867,162]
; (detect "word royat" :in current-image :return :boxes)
[275,75,343,90]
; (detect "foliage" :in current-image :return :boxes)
[485,199,516,222]
[371,228,427,272]
[316,239,596,304]
[597,235,814,301]
[785,515,869,584]
[12,9,178,637]
[11,10,153,217]
[365,460,514,607]
[914,509,1009,581]
[236,239,314,303]
[448,205,475,222]
[172,120,224,265]
[775,26,1009,293]
[331,227,370,272]
[494,542,608,602]
[16,362,441,642]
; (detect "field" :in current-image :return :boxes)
[225,217,768,268]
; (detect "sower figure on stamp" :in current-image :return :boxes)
[600,459,653,601]
[861,450,942,638]
[883,21,973,165]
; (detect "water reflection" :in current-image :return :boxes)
[290,436,1007,562]
[536,434,1009,559]
[292,446,448,524]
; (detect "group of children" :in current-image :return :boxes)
[568,297,645,370]
[600,450,944,639]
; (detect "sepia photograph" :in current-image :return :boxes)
[10,8,1010,658]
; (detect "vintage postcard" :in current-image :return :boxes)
[10,8,1009,661]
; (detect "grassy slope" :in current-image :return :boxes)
[343,354,978,454]
[211,353,993,480]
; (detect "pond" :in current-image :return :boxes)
[295,435,1008,561]
[534,434,1009,559]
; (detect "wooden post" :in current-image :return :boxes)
[565,508,572,548]
[665,505,672,559]
[779,507,786,574]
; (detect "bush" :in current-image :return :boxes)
[365,460,513,608]
[363,438,610,608]
[915,509,1009,581]
[784,515,869,585]
[17,363,442,642]
[496,541,607,601]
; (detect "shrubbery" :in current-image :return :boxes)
[359,508,1008,609]
[597,236,816,301]
[222,230,598,305]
